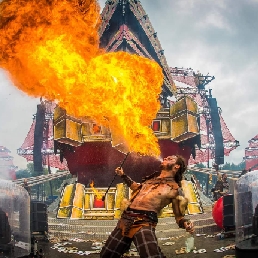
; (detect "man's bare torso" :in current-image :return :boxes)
[129,178,179,213]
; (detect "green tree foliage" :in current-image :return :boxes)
[221,161,245,171]
[195,163,206,168]
[193,161,245,171]
[16,163,48,178]
[15,169,31,179]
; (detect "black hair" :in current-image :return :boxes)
[175,155,187,187]
[142,155,187,185]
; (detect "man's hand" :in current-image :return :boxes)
[184,221,194,234]
[115,167,124,176]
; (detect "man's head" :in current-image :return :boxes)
[161,155,186,170]
[222,173,227,180]
[160,155,187,185]
[160,155,178,171]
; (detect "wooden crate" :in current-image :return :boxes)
[170,96,198,118]
[54,107,82,147]
[170,96,199,142]
[171,112,199,142]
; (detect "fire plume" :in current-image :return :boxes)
[0,0,163,156]
[89,181,102,200]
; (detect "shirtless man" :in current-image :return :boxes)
[100,155,194,258]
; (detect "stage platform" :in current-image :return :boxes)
[48,207,219,241]
[39,206,236,257]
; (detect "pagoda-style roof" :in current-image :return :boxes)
[100,0,175,101]
[245,134,258,171]
[0,146,16,180]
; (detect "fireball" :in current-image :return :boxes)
[0,0,163,156]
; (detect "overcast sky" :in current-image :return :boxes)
[1,0,257,169]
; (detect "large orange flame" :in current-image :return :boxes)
[0,0,163,156]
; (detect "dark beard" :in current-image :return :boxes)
[160,163,173,171]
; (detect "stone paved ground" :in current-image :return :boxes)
[33,234,236,258]
[13,206,238,257]
[35,207,237,257]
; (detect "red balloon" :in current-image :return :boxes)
[212,197,224,228]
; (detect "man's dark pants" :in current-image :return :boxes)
[100,224,166,258]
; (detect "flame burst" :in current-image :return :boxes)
[0,0,163,156]
[89,181,103,200]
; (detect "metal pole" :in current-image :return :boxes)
[206,172,209,196]
[207,118,210,168]
[102,152,130,201]
[208,147,209,168]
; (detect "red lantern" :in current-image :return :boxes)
[212,196,223,228]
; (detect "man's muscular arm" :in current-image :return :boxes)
[115,167,140,191]
[171,197,194,233]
